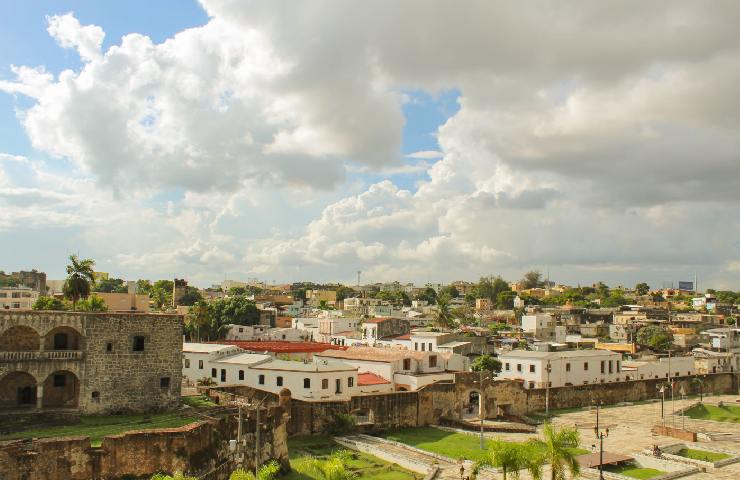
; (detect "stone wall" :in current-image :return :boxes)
[0,311,183,414]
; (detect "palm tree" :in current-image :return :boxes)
[150,473,197,480]
[63,254,95,310]
[473,439,542,480]
[186,300,211,342]
[527,423,581,480]
[434,294,454,329]
[297,450,357,480]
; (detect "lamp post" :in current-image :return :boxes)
[479,369,485,450]
[658,385,665,427]
[594,422,609,480]
[545,360,552,419]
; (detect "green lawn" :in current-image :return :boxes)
[286,435,421,480]
[382,427,588,462]
[683,404,740,423]
[0,412,200,447]
[676,447,730,462]
[603,463,664,479]
[182,395,218,408]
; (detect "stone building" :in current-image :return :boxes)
[0,311,182,414]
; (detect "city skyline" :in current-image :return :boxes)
[2,1,739,289]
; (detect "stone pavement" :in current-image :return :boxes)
[341,395,739,480]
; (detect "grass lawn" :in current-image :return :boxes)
[182,395,218,408]
[683,404,740,423]
[603,463,664,479]
[382,427,588,462]
[0,412,200,447]
[676,448,731,462]
[286,435,421,480]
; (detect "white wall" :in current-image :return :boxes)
[499,352,623,388]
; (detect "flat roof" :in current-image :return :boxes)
[316,346,429,362]
[438,341,471,348]
[184,343,237,353]
[500,349,620,359]
[213,353,272,365]
[251,359,356,372]
[213,340,347,353]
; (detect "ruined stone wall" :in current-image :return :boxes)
[0,436,95,480]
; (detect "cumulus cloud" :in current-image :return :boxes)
[2,2,740,287]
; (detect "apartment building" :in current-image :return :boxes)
[498,349,623,388]
[0,287,38,310]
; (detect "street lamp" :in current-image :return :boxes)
[657,385,665,427]
[545,360,552,419]
[594,423,610,480]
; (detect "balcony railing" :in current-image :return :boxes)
[0,350,83,362]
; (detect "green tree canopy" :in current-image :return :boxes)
[32,296,67,311]
[527,423,580,480]
[475,276,511,301]
[335,286,356,301]
[178,286,203,306]
[636,325,673,351]
[77,295,107,312]
[439,285,459,299]
[416,287,438,305]
[522,271,543,289]
[474,438,543,480]
[93,277,128,293]
[471,354,502,375]
[635,282,650,296]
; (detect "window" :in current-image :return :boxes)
[133,336,145,352]
[258,374,265,385]
[529,364,535,373]
[53,374,66,387]
[414,342,418,351]
[617,361,620,372]
[421,343,425,351]
[160,377,170,388]
[239,327,244,333]
[600,361,605,374]
[429,355,437,368]
[185,359,191,368]
[211,368,217,378]
[348,377,354,387]
[322,379,329,389]
[12,292,21,298]
[199,360,204,369]
[237,370,244,380]
[517,363,522,372]
[403,358,411,370]
[12,302,20,309]
[106,342,113,352]
[428,342,433,351]
[220,369,226,382]
[608,360,613,374]
[505,363,510,371]
[282,335,286,340]
[277,376,283,386]
[53,332,68,350]
[335,378,342,394]
[583,362,589,371]
[91,391,100,402]
[303,378,311,389]
[566,363,571,372]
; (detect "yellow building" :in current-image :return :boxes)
[93,292,150,312]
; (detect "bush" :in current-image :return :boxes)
[327,412,356,435]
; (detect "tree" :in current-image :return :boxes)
[150,280,174,310]
[93,277,128,293]
[496,290,517,309]
[434,294,454,328]
[335,286,356,301]
[527,423,580,480]
[439,285,459,299]
[150,473,197,480]
[63,254,95,310]
[32,296,67,311]
[136,279,153,295]
[77,295,107,312]
[416,287,438,305]
[522,271,543,289]
[471,355,502,375]
[185,300,211,341]
[473,439,542,480]
[636,325,673,351]
[297,450,357,480]
[635,282,650,296]
[594,281,610,298]
[178,286,203,306]
[475,276,510,301]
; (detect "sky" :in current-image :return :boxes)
[1,1,739,290]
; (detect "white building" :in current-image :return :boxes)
[621,355,695,381]
[315,346,468,392]
[409,331,472,355]
[318,317,361,343]
[0,286,39,310]
[704,328,740,351]
[521,314,566,342]
[248,358,358,401]
[498,349,623,388]
[182,343,243,383]
[225,324,309,342]
[292,318,320,340]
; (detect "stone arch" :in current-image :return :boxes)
[43,326,82,351]
[0,325,41,351]
[0,371,37,409]
[42,370,80,408]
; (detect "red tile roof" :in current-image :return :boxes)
[213,340,347,354]
[394,333,412,340]
[357,372,391,386]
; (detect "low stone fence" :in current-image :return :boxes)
[333,436,433,475]
[652,425,697,442]
[652,443,740,469]
[580,453,699,480]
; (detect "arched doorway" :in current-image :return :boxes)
[42,371,80,408]
[0,326,40,351]
[43,326,81,351]
[0,371,37,409]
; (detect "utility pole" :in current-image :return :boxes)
[545,360,552,419]
[593,401,608,480]
[658,385,665,427]
[479,369,485,449]
[669,350,675,428]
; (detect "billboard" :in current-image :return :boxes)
[678,281,694,291]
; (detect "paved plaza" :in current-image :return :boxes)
[342,394,740,480]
